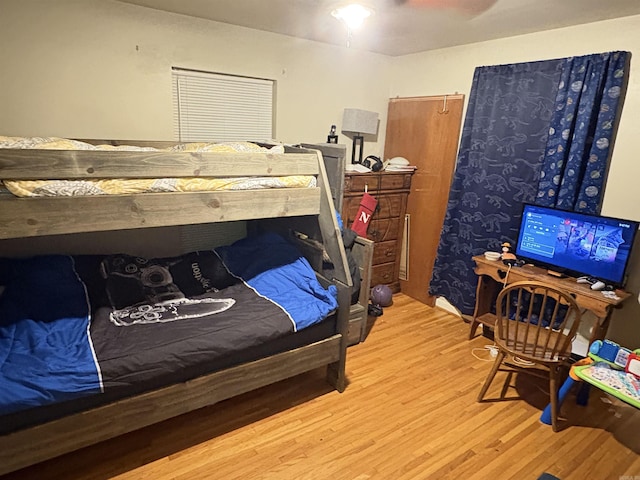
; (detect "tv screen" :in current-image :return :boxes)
[514,203,639,286]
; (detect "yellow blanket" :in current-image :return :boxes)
[0,136,315,197]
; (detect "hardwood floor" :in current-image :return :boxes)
[4,294,639,479]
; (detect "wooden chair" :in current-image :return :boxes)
[477,280,583,431]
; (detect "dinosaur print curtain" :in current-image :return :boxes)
[535,52,630,214]
[429,52,629,316]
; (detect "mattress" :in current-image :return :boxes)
[0,136,316,197]
[0,233,338,428]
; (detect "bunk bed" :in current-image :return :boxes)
[0,138,353,476]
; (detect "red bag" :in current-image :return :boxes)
[351,192,377,237]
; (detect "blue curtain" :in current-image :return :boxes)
[536,52,630,214]
[429,52,629,316]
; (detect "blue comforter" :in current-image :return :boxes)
[0,233,338,416]
[0,256,102,415]
[216,233,338,331]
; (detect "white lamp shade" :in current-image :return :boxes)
[342,108,379,135]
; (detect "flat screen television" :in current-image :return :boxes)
[514,203,639,287]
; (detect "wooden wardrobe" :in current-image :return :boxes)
[383,95,464,306]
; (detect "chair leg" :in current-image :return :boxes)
[500,371,513,399]
[469,319,480,340]
[549,366,560,432]
[478,350,505,402]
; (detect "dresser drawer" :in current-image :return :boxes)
[344,193,405,221]
[344,216,400,243]
[344,173,412,193]
[344,175,380,193]
[367,218,401,243]
[371,262,395,286]
[372,240,397,265]
[379,173,412,190]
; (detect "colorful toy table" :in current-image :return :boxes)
[540,355,639,426]
[574,362,640,409]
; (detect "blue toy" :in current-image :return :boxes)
[540,357,591,426]
[589,339,632,369]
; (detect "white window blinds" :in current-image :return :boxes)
[172,68,274,142]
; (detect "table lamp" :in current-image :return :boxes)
[341,108,379,164]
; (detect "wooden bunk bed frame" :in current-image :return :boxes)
[0,140,352,476]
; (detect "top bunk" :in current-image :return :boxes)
[0,137,326,240]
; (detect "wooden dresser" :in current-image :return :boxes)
[342,171,412,293]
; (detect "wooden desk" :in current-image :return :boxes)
[470,255,631,343]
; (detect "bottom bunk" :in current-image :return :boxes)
[0,335,344,475]
[0,229,352,475]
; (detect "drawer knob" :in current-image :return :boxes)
[385,249,393,256]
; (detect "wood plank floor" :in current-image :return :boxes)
[3,294,639,480]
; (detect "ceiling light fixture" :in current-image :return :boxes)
[332,4,374,30]
[331,3,374,46]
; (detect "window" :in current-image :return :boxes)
[172,68,274,142]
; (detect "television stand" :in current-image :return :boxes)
[469,255,632,343]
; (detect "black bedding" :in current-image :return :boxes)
[0,233,339,432]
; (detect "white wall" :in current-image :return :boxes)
[0,0,391,157]
[390,15,640,346]
[2,0,639,345]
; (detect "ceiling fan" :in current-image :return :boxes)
[331,0,497,32]
[393,0,497,15]
[331,0,496,47]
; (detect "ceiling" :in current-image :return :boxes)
[117,0,640,56]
